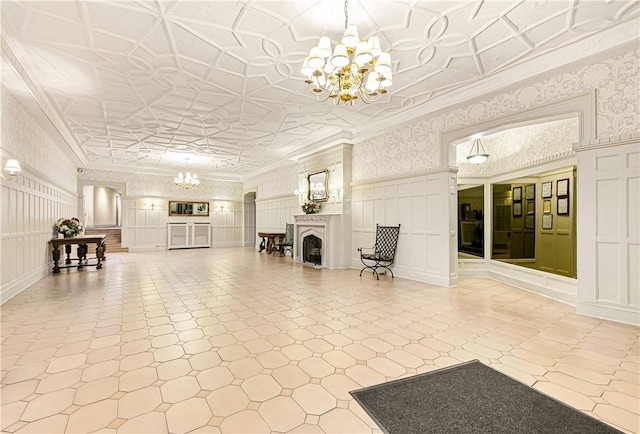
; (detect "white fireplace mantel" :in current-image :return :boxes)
[293,213,341,269]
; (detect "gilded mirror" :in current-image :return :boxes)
[168,201,209,216]
[307,170,328,202]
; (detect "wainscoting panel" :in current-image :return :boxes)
[123,199,243,250]
[351,171,454,286]
[1,172,78,303]
[255,196,298,241]
[574,136,640,325]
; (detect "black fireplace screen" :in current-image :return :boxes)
[302,235,322,265]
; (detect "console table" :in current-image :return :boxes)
[50,234,106,273]
[258,232,285,254]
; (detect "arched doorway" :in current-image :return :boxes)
[243,192,256,247]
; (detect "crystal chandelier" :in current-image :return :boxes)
[301,0,392,106]
[174,158,200,189]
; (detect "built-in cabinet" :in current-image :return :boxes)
[167,222,211,249]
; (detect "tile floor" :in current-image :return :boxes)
[1,247,638,433]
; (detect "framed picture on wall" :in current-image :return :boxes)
[513,187,522,202]
[513,202,522,217]
[558,197,570,215]
[527,202,535,214]
[525,184,535,200]
[542,214,553,230]
[542,181,552,198]
[525,214,535,229]
[557,178,569,197]
[543,200,552,214]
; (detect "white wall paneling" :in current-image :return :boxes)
[352,171,454,286]
[123,199,242,251]
[1,171,78,302]
[167,222,211,249]
[574,135,640,325]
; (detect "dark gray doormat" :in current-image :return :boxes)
[350,360,622,434]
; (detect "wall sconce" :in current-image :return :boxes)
[329,183,342,202]
[2,159,22,180]
[294,189,306,205]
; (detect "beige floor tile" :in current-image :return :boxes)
[259,396,306,432]
[318,407,373,433]
[166,397,212,433]
[271,365,310,389]
[1,400,28,430]
[115,410,167,433]
[218,409,270,433]
[602,391,640,415]
[367,357,405,378]
[197,367,234,391]
[189,352,222,371]
[534,382,596,411]
[21,388,75,422]
[344,365,386,387]
[594,404,640,433]
[160,376,201,403]
[292,383,336,415]
[206,385,250,417]
[241,374,281,401]
[153,345,185,362]
[322,350,357,369]
[2,379,39,403]
[117,387,162,419]
[119,367,158,392]
[227,358,263,379]
[81,360,120,382]
[298,357,335,378]
[15,414,69,433]
[74,376,119,405]
[2,361,49,384]
[256,350,289,369]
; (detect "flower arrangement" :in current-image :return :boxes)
[301,201,320,214]
[56,217,83,237]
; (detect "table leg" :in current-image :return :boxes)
[52,245,61,273]
[65,244,72,264]
[77,244,88,269]
[259,236,266,252]
[96,241,105,269]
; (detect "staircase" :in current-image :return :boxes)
[84,228,128,253]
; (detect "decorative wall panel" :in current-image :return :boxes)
[575,136,640,325]
[351,172,453,286]
[354,49,639,183]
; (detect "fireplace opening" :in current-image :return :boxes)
[303,235,322,265]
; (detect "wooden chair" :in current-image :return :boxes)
[277,223,294,256]
[358,224,401,280]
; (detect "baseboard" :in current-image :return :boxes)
[127,245,167,252]
[1,265,50,304]
[576,302,640,326]
[488,268,577,305]
[350,261,455,287]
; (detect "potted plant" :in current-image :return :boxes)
[301,201,321,214]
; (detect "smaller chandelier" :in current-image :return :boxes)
[174,158,200,189]
[301,0,392,106]
[467,138,489,165]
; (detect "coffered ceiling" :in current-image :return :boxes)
[1,1,637,179]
